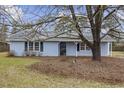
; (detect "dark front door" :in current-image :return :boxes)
[60,42,66,56]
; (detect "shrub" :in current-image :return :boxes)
[112,45,124,51]
[112,42,124,51]
[7,51,15,57]
[0,42,9,52]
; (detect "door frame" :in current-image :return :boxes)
[59,42,66,56]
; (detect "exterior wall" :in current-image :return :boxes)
[66,42,77,56]
[43,42,59,56]
[78,42,110,56]
[66,42,110,56]
[9,41,59,56]
[66,42,92,56]
[9,42,25,56]
[9,41,110,57]
[78,50,92,56]
[101,42,110,56]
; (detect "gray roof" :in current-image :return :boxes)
[6,30,116,42]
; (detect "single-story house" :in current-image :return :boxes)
[6,30,115,56]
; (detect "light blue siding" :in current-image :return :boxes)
[9,41,110,56]
[101,42,110,56]
[66,42,110,56]
[78,50,92,56]
[10,42,25,56]
[66,42,92,56]
[66,42,77,56]
[43,42,59,56]
[78,42,110,56]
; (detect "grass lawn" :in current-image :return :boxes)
[112,51,124,57]
[0,52,124,88]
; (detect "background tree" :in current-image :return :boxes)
[0,5,124,61]
[68,5,124,61]
[21,5,123,62]
[0,24,8,42]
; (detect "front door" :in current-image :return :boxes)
[60,42,66,56]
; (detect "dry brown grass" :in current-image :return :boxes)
[29,57,124,85]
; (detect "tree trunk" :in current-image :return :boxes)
[91,6,102,62]
[91,36,101,62]
[70,5,103,62]
[91,44,101,62]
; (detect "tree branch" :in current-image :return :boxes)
[68,5,93,48]
[103,6,121,21]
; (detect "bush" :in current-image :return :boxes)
[7,51,15,57]
[112,45,124,51]
[0,42,9,52]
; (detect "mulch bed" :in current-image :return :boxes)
[28,57,124,84]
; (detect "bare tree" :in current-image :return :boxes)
[1,5,124,62]
[21,5,123,62]
[68,5,124,61]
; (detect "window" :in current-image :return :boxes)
[40,42,43,52]
[25,42,27,51]
[86,45,90,50]
[79,43,91,51]
[29,42,33,51]
[80,43,85,50]
[35,42,39,51]
[24,41,43,52]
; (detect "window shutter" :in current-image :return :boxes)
[40,42,43,52]
[77,43,79,51]
[25,42,27,51]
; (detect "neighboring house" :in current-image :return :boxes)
[6,30,115,56]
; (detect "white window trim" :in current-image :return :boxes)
[79,43,85,50]
[33,42,35,51]
[79,43,90,51]
[35,42,40,52]
[28,41,33,51]
[85,44,91,50]
[38,42,40,52]
[26,41,43,52]
[27,41,29,51]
